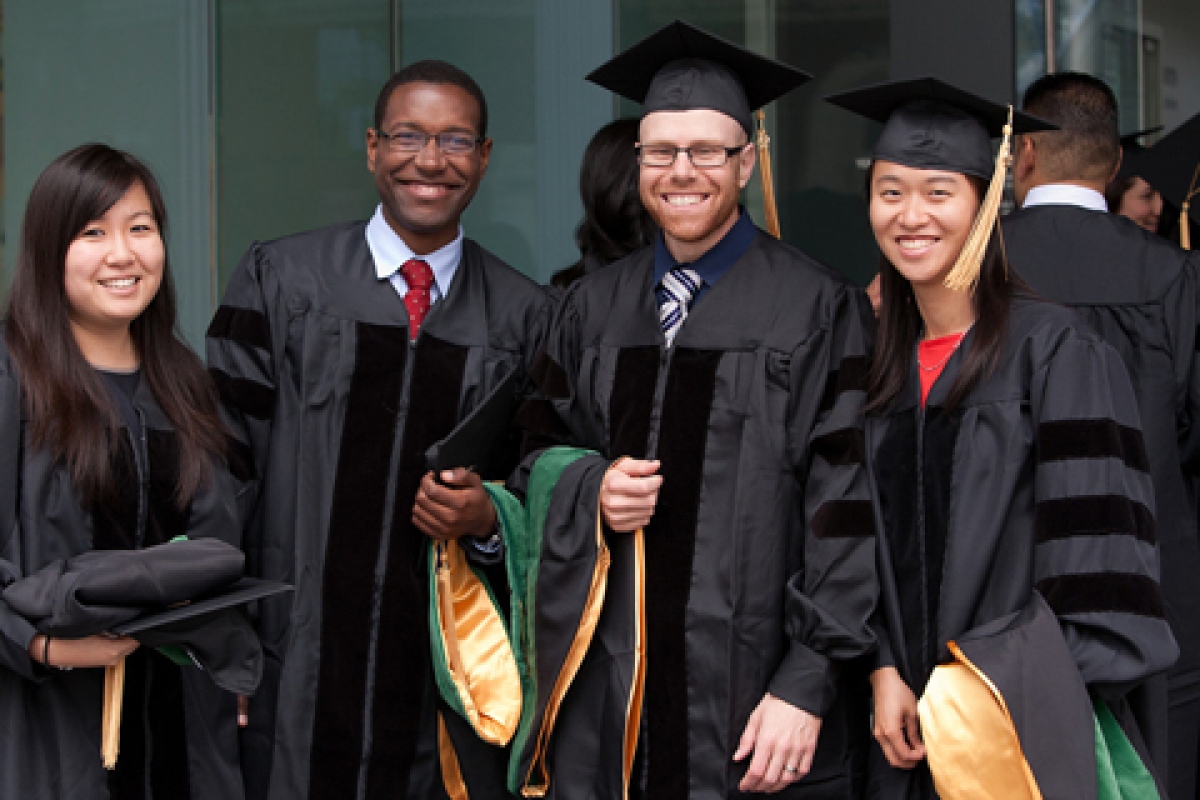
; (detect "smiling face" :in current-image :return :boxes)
[869,160,981,289]
[638,109,754,263]
[367,81,492,254]
[63,180,164,355]
[1118,176,1164,233]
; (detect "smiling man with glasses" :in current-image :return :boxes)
[507,21,877,800]
[207,60,549,800]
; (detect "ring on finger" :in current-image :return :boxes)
[783,765,799,775]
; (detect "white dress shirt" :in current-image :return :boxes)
[1021,184,1108,212]
[364,205,463,304]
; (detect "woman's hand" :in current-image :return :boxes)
[870,666,925,769]
[29,633,139,669]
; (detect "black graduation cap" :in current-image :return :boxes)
[1120,126,1163,152]
[825,77,1057,291]
[110,577,291,635]
[585,20,812,136]
[1123,111,1200,230]
[825,77,1056,179]
[425,367,521,479]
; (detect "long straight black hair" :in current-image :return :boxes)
[865,170,1025,415]
[5,144,227,506]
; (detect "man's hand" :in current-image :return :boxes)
[29,633,139,669]
[413,468,497,541]
[870,666,925,769]
[599,458,662,532]
[733,693,822,793]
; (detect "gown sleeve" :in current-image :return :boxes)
[514,286,602,473]
[206,242,285,579]
[768,283,878,716]
[1165,252,1200,473]
[0,365,42,680]
[1030,326,1179,687]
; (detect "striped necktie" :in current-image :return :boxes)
[656,267,702,346]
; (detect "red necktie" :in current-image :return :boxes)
[400,258,435,339]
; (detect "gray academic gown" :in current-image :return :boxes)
[1004,206,1200,793]
[207,221,550,800]
[865,296,1179,800]
[513,230,878,800]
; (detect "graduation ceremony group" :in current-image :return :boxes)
[5,16,1200,800]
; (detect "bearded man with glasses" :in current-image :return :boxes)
[508,22,877,800]
[207,60,549,800]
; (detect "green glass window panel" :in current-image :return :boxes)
[216,0,390,290]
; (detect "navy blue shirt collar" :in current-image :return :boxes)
[653,207,757,294]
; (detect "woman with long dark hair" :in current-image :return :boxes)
[0,144,253,798]
[827,80,1178,798]
[550,118,656,289]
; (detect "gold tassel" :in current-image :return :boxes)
[943,106,1015,292]
[756,109,781,239]
[1181,163,1199,251]
[102,658,125,769]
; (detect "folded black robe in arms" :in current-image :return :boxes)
[206,221,550,800]
[0,342,257,800]
[866,297,1179,799]
[511,232,878,800]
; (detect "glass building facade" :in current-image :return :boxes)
[3,0,1198,344]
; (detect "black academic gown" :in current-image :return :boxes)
[206,221,550,800]
[865,297,1179,800]
[1003,205,1200,791]
[0,344,256,800]
[515,231,878,800]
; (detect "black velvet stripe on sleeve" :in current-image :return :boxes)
[644,347,722,800]
[1037,419,1151,473]
[1037,573,1166,618]
[1035,495,1156,545]
[810,427,866,468]
[207,305,271,352]
[309,323,407,800]
[530,349,571,400]
[209,367,276,421]
[819,355,869,414]
[368,332,469,799]
[811,500,875,539]
[609,346,661,460]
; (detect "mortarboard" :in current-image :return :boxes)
[585,20,811,137]
[825,77,1057,291]
[1115,126,1164,182]
[425,367,521,479]
[1120,112,1200,248]
[1120,126,1163,153]
[110,577,291,635]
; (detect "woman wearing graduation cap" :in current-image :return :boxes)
[0,144,257,799]
[826,80,1179,798]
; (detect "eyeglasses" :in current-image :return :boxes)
[374,129,484,155]
[636,143,749,168]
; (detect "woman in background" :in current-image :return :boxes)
[551,118,655,289]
